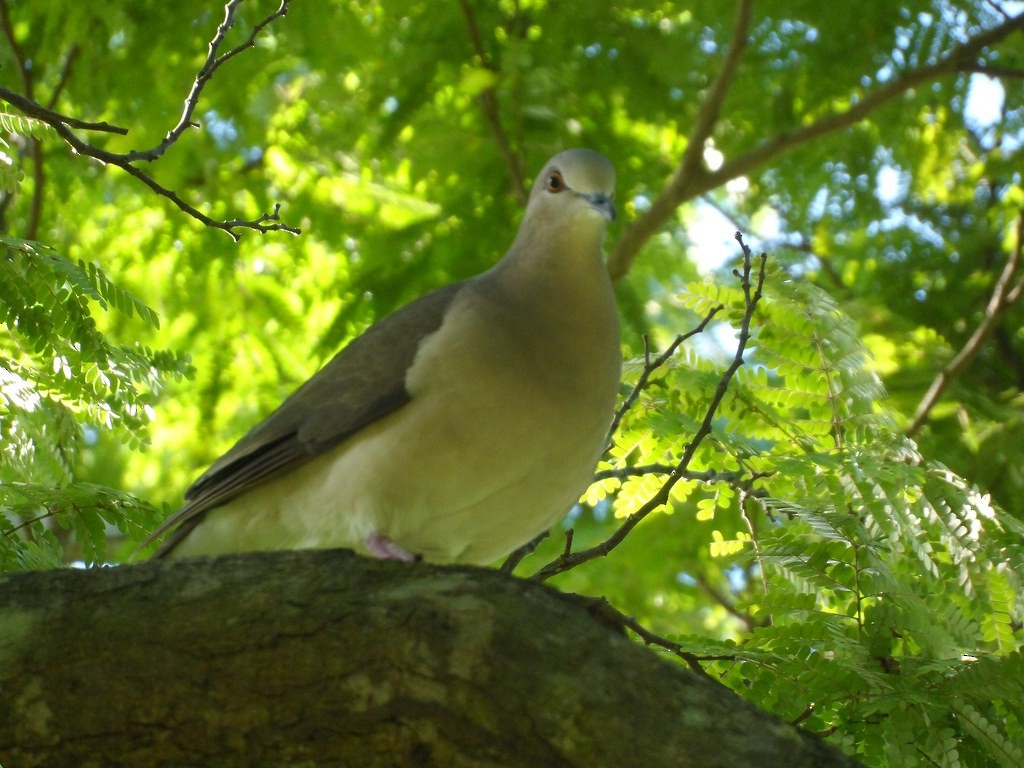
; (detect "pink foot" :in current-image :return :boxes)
[365,532,419,562]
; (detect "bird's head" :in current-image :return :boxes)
[525,148,616,227]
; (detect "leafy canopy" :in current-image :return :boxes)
[1,1,1022,765]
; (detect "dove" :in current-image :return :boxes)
[147,149,621,565]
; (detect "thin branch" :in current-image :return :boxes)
[7,103,298,240]
[122,0,290,164]
[2,510,56,538]
[575,596,737,680]
[499,529,549,573]
[695,572,759,631]
[0,0,31,97]
[0,87,127,135]
[608,9,1024,281]
[47,46,81,109]
[532,234,768,581]
[0,0,298,240]
[907,211,1024,436]
[23,45,84,238]
[740,490,770,594]
[961,64,1024,79]
[457,0,527,204]
[596,466,720,482]
[700,194,850,291]
[608,304,723,441]
[26,134,44,240]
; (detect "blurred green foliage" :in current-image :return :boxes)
[1,1,1022,764]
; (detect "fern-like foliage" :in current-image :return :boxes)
[0,235,192,569]
[609,264,1023,767]
[0,112,56,193]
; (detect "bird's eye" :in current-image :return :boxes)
[545,171,565,193]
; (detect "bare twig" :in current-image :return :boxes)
[457,0,527,204]
[499,529,549,573]
[596,466,717,482]
[0,88,128,135]
[608,8,1024,281]
[0,0,298,240]
[907,211,1024,436]
[740,490,770,594]
[695,572,759,631]
[608,305,723,441]
[594,466,773,497]
[47,46,81,109]
[532,234,768,581]
[23,46,84,237]
[0,0,31,97]
[574,596,737,679]
[26,134,44,240]
[122,0,290,164]
[699,194,850,290]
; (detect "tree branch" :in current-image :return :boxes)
[906,211,1024,436]
[0,0,299,241]
[501,304,727,574]
[961,64,1024,79]
[0,87,127,135]
[581,595,740,679]
[609,0,755,281]
[674,0,755,201]
[533,234,768,581]
[695,572,760,631]
[47,46,81,109]
[595,466,721,482]
[0,0,31,97]
[608,304,723,441]
[607,9,1024,281]
[121,0,290,164]
[457,0,528,205]
[0,550,863,768]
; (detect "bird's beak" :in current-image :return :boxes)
[584,193,616,222]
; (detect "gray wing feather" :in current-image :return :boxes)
[146,280,466,556]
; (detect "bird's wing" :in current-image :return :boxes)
[145,281,466,555]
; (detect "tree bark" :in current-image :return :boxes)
[0,549,860,767]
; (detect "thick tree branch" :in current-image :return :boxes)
[0,550,863,768]
[672,0,754,206]
[907,211,1024,436]
[533,234,767,580]
[0,0,298,240]
[607,9,1024,281]
[608,0,754,281]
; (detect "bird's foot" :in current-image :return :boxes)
[366,532,420,562]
